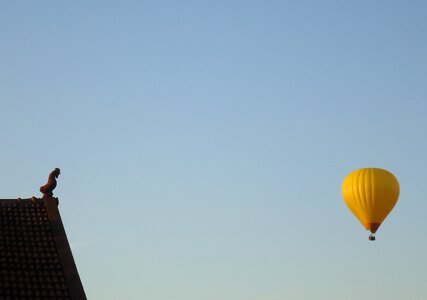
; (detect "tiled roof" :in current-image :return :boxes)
[0,197,86,299]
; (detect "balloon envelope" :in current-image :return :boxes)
[341,168,400,234]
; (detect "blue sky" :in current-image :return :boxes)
[1,1,427,299]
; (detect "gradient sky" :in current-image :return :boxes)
[1,1,427,299]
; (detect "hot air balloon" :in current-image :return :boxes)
[341,168,400,241]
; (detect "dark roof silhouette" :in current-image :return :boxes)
[0,197,86,299]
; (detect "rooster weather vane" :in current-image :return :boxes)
[40,168,61,198]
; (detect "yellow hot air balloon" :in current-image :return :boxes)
[341,168,400,241]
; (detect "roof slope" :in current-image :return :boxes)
[0,197,86,299]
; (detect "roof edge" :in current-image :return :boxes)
[45,197,87,300]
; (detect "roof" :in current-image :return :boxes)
[0,197,86,299]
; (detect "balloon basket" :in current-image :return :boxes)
[369,234,376,241]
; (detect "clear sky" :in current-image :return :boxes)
[1,1,427,299]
